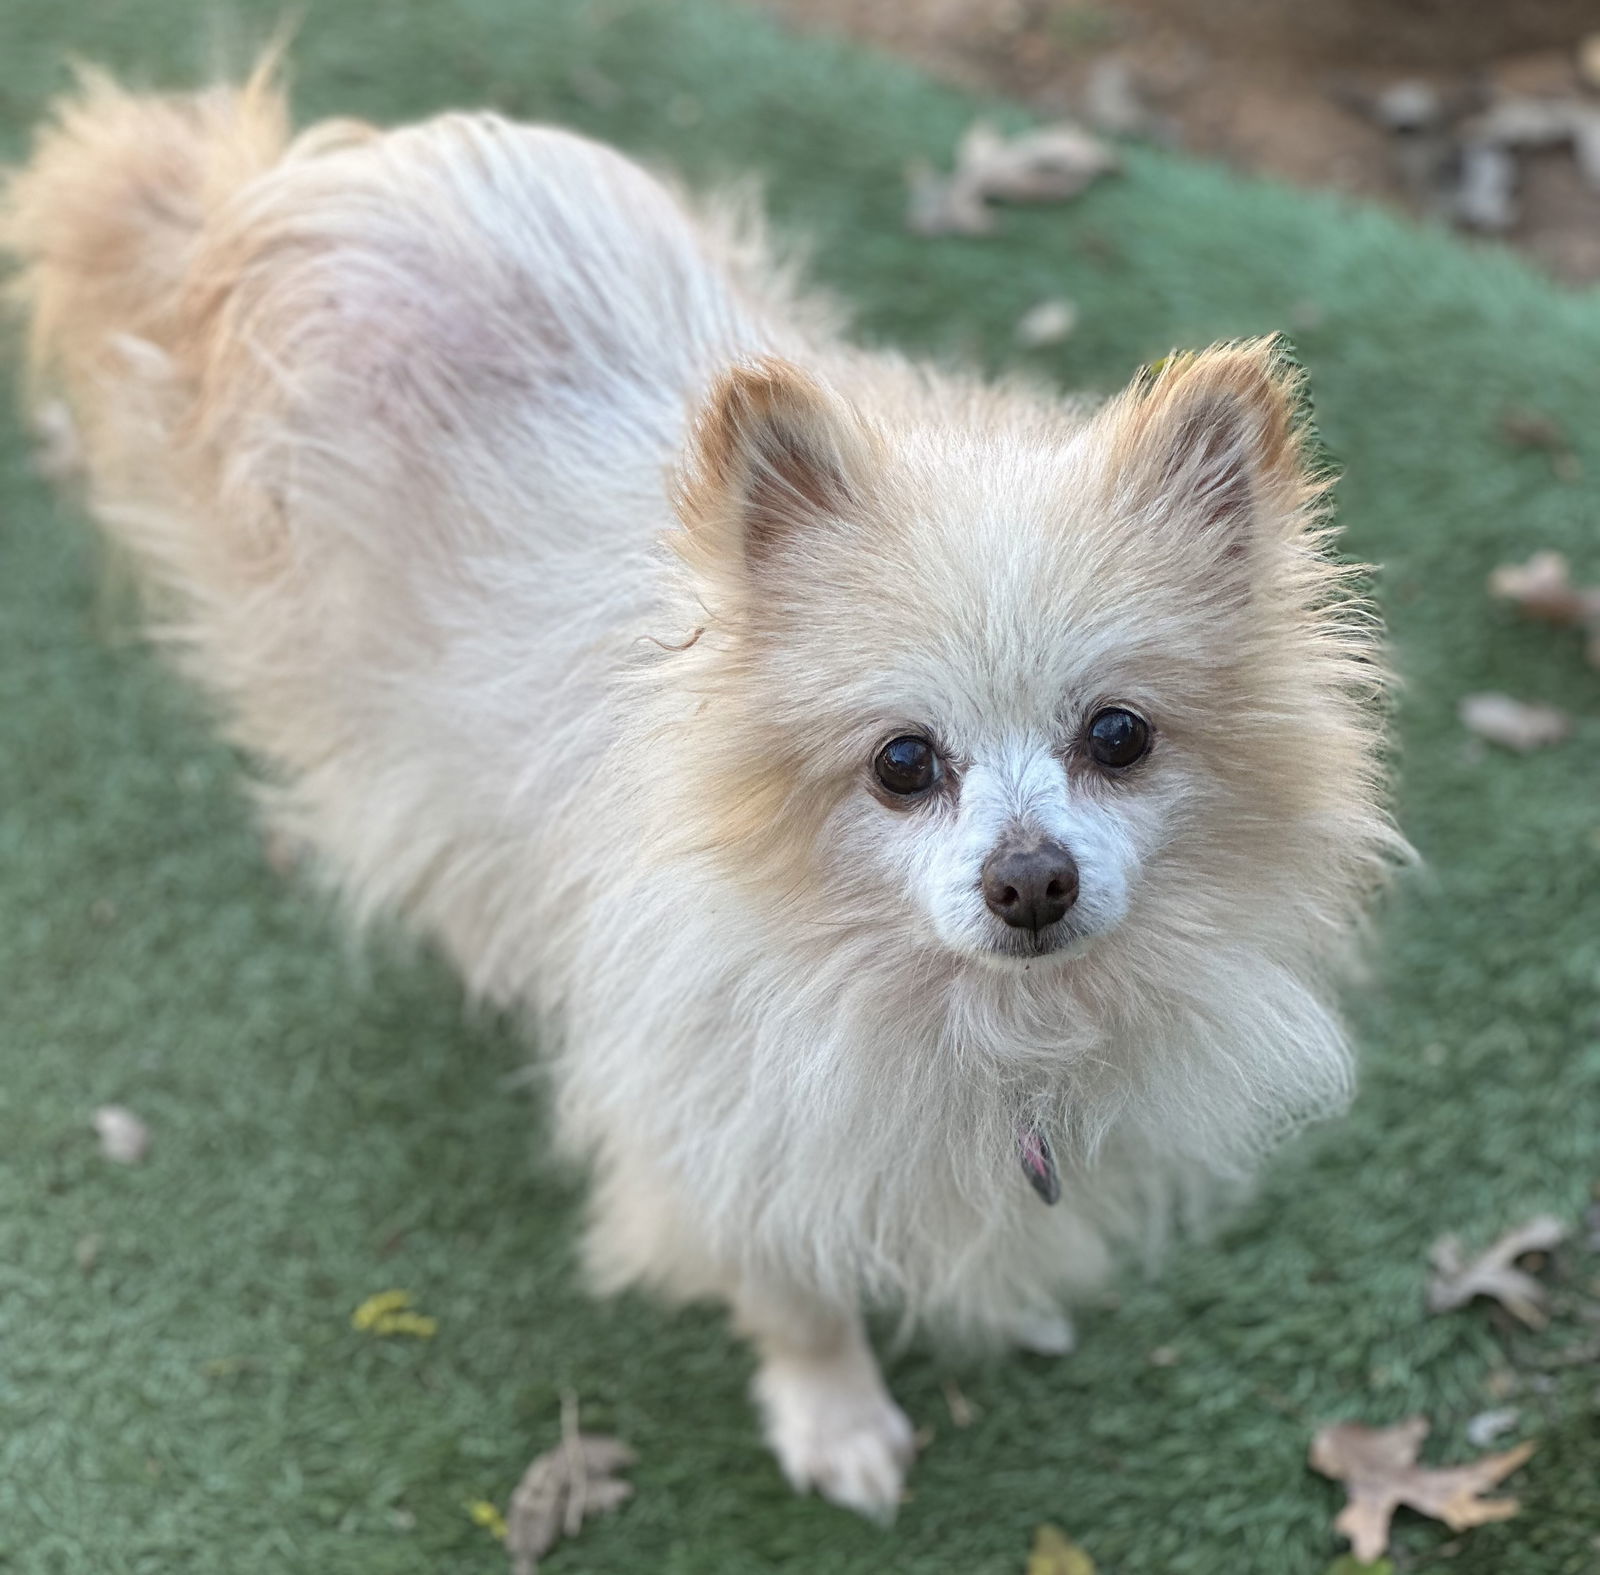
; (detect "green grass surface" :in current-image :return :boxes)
[4,2,1600,1571]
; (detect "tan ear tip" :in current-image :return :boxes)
[1142,335,1298,398]
[1175,342,1305,438]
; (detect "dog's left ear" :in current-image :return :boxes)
[675,357,876,586]
[1109,337,1316,571]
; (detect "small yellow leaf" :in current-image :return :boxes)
[1027,1523,1096,1575]
[374,1311,438,1338]
[466,1499,507,1540]
[352,1290,437,1337]
[352,1290,412,1330]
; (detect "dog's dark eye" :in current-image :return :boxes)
[1085,708,1150,769]
[874,735,939,797]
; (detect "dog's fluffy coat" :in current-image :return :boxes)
[4,63,1398,1515]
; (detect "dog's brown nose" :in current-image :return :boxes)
[981,836,1079,931]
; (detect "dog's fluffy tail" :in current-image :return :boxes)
[1,57,356,776]
[4,58,289,404]
[2,57,297,629]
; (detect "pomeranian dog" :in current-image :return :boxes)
[4,60,1397,1517]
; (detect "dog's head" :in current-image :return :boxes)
[661,339,1391,980]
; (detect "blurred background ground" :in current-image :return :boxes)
[2,1,1599,1573]
[752,0,1600,283]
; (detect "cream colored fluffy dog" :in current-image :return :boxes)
[5,63,1397,1518]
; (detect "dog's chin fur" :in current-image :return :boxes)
[3,59,1403,1507]
[977,921,1085,964]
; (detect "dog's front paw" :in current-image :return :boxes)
[753,1350,916,1521]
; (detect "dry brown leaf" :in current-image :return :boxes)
[958,121,1119,203]
[1310,1416,1535,1563]
[1488,551,1600,625]
[505,1400,634,1575]
[1427,1214,1567,1327]
[1458,693,1570,753]
[1025,1523,1096,1575]
[907,120,1117,236]
[91,1104,151,1164]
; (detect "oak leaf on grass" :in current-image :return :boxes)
[1458,693,1570,753]
[1310,1416,1533,1563]
[505,1396,634,1575]
[1427,1214,1566,1328]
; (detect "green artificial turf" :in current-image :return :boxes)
[3,2,1599,1571]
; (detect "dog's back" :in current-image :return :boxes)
[4,60,767,612]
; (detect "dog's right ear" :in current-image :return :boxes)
[674,357,875,587]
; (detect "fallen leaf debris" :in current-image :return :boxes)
[91,1104,151,1165]
[1310,1415,1534,1562]
[908,119,1118,236]
[1357,51,1600,234]
[1025,1522,1096,1575]
[1458,693,1571,753]
[1083,57,1160,139]
[1427,1214,1568,1327]
[468,1499,509,1540]
[1489,550,1600,625]
[1488,550,1600,666]
[350,1288,438,1339]
[1015,298,1079,347]
[504,1420,635,1575]
[1497,410,1580,482]
[1464,1407,1522,1449]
